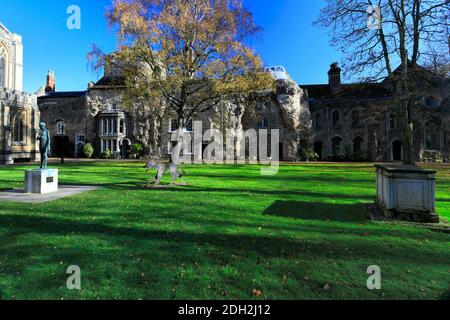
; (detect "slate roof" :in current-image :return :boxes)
[301,83,393,100]
[38,91,86,99]
[94,76,126,87]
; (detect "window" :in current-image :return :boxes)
[389,114,397,130]
[170,119,179,132]
[185,119,193,132]
[0,54,5,88]
[258,116,269,129]
[315,113,321,130]
[332,111,340,127]
[426,123,441,150]
[169,118,193,132]
[112,119,117,134]
[119,119,125,134]
[352,111,360,126]
[332,137,342,154]
[75,134,85,143]
[353,137,364,153]
[13,116,25,143]
[56,121,65,135]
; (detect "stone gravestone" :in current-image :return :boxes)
[24,122,59,194]
[375,164,439,223]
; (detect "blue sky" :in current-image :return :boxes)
[0,0,341,93]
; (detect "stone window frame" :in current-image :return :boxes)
[425,121,442,151]
[332,110,341,127]
[352,136,364,153]
[56,120,65,136]
[257,115,269,129]
[169,118,193,133]
[12,114,25,144]
[351,110,361,127]
[0,42,9,89]
[331,136,343,154]
[314,112,322,130]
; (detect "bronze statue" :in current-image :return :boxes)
[37,122,51,169]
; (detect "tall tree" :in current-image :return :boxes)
[90,0,273,158]
[316,0,449,165]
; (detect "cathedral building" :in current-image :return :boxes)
[0,23,40,165]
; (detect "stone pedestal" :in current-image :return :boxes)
[375,164,439,223]
[24,169,59,194]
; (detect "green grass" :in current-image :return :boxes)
[0,161,449,300]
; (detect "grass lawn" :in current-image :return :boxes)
[0,161,449,300]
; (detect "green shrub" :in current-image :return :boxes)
[131,143,144,155]
[350,151,369,162]
[104,148,111,159]
[83,143,94,159]
[301,148,319,162]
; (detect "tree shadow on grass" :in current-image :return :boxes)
[263,200,369,223]
[441,290,450,300]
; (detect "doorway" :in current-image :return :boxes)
[120,139,131,159]
[392,140,403,161]
[314,141,323,161]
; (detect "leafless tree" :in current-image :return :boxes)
[316,0,449,165]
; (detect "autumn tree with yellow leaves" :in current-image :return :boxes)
[90,0,273,157]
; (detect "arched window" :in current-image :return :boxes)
[332,111,340,127]
[332,136,342,154]
[0,55,5,88]
[0,44,8,88]
[56,121,65,135]
[352,111,360,126]
[389,114,397,130]
[353,137,364,153]
[425,122,441,150]
[257,116,269,129]
[315,113,321,130]
[13,116,25,143]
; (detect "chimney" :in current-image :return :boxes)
[45,70,56,93]
[328,63,341,89]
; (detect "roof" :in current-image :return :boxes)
[302,83,392,100]
[38,91,86,99]
[94,76,126,87]
[0,22,10,34]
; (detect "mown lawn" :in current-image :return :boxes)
[0,161,449,300]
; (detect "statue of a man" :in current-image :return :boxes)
[37,122,51,169]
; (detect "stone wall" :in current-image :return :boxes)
[0,90,40,164]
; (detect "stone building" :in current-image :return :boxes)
[0,23,40,165]
[304,63,450,162]
[36,57,449,163]
[38,65,312,161]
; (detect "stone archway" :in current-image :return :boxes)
[314,141,323,160]
[120,138,131,159]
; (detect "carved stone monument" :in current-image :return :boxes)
[375,164,439,223]
[24,122,59,194]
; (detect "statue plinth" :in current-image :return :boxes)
[24,169,59,194]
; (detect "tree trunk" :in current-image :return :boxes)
[399,99,416,166]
